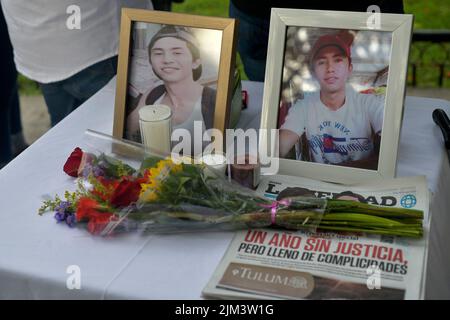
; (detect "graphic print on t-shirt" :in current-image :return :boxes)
[307,120,373,164]
[323,134,346,154]
[280,87,384,165]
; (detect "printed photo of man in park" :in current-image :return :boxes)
[278,28,391,170]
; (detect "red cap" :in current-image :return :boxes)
[309,31,354,66]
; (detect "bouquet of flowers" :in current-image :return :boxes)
[39,131,424,238]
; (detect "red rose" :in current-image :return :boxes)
[63,147,83,177]
[110,178,142,207]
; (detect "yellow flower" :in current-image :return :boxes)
[138,158,183,203]
[140,187,159,202]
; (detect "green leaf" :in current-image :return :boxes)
[140,156,162,172]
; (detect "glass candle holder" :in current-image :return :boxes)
[139,104,172,154]
[197,152,227,177]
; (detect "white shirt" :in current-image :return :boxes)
[154,93,205,134]
[154,93,207,156]
[1,0,153,83]
[281,86,384,164]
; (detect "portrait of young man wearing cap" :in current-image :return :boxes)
[126,25,217,144]
[278,30,385,170]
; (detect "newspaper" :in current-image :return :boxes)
[202,175,430,300]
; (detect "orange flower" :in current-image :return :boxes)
[76,197,116,235]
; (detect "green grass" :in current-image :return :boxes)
[404,0,450,29]
[18,74,41,96]
[172,0,229,17]
[404,0,450,87]
[16,0,450,94]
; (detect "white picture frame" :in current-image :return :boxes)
[259,8,414,184]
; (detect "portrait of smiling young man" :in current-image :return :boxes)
[126,25,217,147]
[148,34,204,125]
[279,30,385,170]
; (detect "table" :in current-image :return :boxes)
[1,79,449,299]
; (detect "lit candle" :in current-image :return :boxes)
[198,152,227,177]
[139,105,172,154]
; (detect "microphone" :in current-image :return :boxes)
[432,108,450,150]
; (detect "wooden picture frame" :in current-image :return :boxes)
[113,9,237,153]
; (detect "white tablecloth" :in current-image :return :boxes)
[1,78,449,299]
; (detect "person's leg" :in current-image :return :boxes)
[0,88,12,164]
[10,88,29,156]
[40,81,79,127]
[229,1,270,81]
[40,56,117,126]
[65,56,118,106]
[10,87,22,135]
[152,0,172,11]
[0,6,15,165]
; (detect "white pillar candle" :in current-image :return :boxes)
[139,105,172,154]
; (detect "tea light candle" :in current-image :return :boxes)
[198,153,227,177]
[139,105,172,154]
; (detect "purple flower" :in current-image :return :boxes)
[79,163,104,178]
[53,201,75,227]
[93,166,105,177]
[81,163,93,178]
[54,211,65,223]
[65,214,76,228]
[56,201,71,212]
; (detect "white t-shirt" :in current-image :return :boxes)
[281,86,384,164]
[154,93,205,134]
[1,0,153,83]
[154,93,207,156]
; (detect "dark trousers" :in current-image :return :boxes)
[40,56,118,127]
[0,6,21,164]
[229,1,270,82]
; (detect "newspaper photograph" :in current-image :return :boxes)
[202,175,430,300]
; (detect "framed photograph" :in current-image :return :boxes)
[260,9,413,184]
[113,9,237,155]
